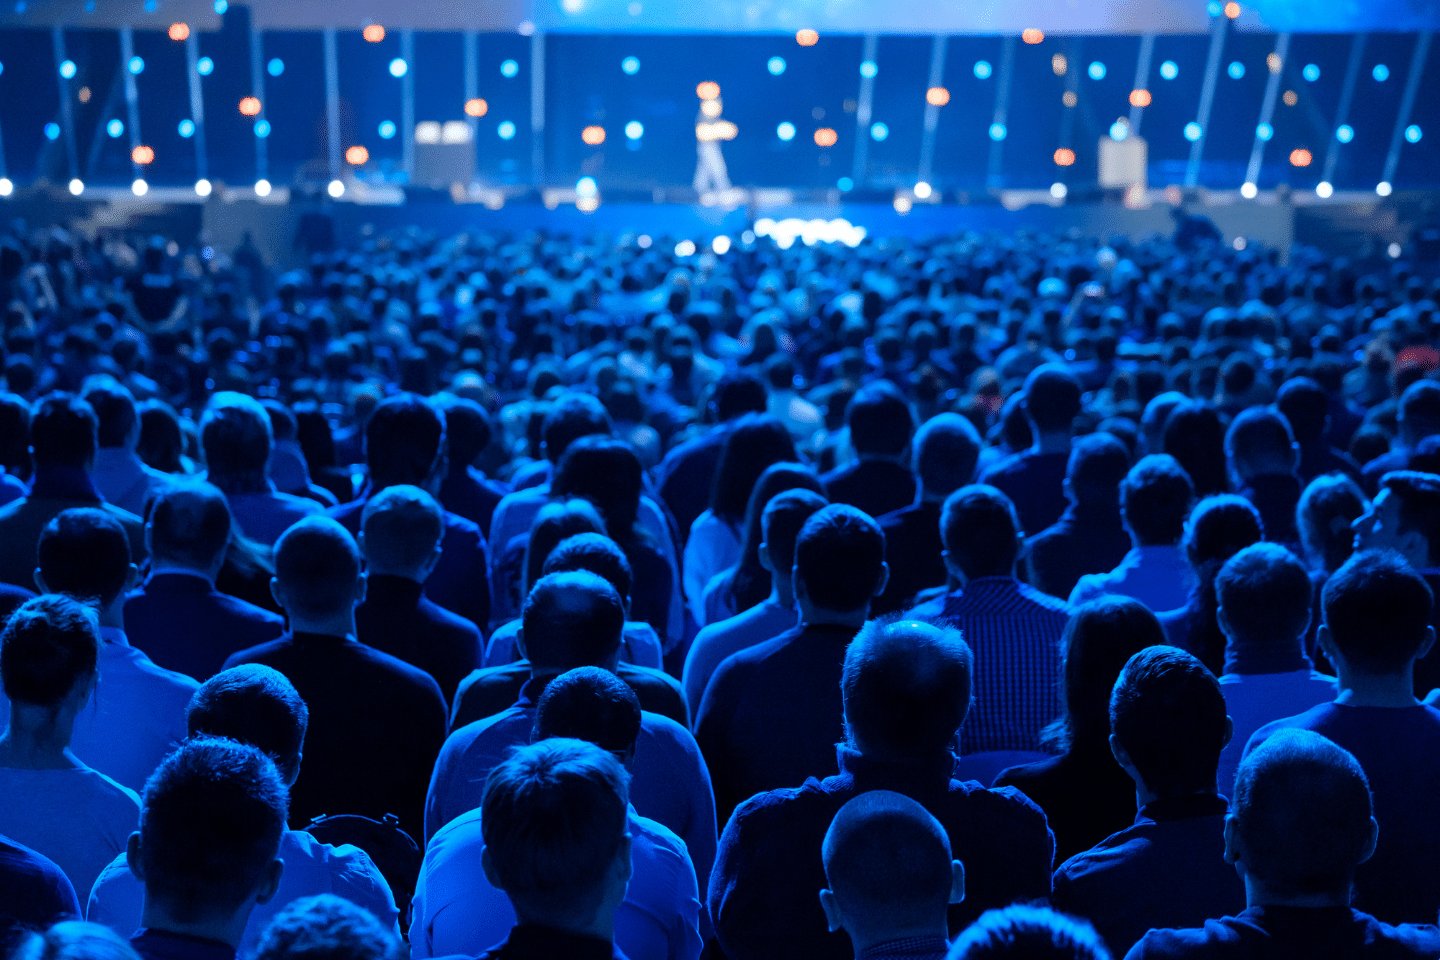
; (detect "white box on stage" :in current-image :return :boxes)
[1099,134,1148,189]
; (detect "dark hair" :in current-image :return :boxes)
[1184,495,1266,674]
[137,400,184,475]
[1380,471,1440,565]
[82,379,138,449]
[187,664,309,785]
[941,485,1021,578]
[1275,377,1328,445]
[0,392,32,479]
[1399,379,1440,441]
[795,505,886,613]
[480,738,629,911]
[273,518,361,618]
[947,905,1110,960]
[710,414,798,524]
[534,666,642,758]
[1066,432,1130,505]
[761,489,829,581]
[1163,402,1229,498]
[201,393,273,492]
[1297,474,1368,574]
[433,395,492,466]
[843,618,972,757]
[364,394,446,489]
[1215,543,1313,649]
[522,570,625,671]
[541,393,613,464]
[1225,407,1296,473]
[1110,646,1228,797]
[543,533,634,608]
[0,594,99,706]
[11,921,142,960]
[846,380,915,457]
[149,480,232,572]
[914,413,982,498]
[1321,550,1434,673]
[37,508,131,607]
[523,500,608,597]
[30,392,98,469]
[1231,729,1374,897]
[551,436,645,545]
[253,893,401,960]
[360,484,444,573]
[721,462,823,615]
[1120,454,1195,547]
[1022,365,1083,435]
[713,371,768,422]
[822,791,953,929]
[1044,597,1166,753]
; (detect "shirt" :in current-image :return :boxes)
[450,660,689,731]
[994,743,1139,866]
[223,488,323,547]
[1126,905,1440,960]
[130,931,235,960]
[0,766,140,901]
[1070,546,1197,614]
[980,450,1070,537]
[124,571,286,682]
[857,937,951,960]
[0,833,80,951]
[820,459,917,522]
[1026,504,1133,602]
[483,618,665,671]
[684,511,741,628]
[683,597,797,720]
[354,574,484,706]
[91,447,172,517]
[873,502,947,616]
[474,924,630,960]
[1216,670,1336,794]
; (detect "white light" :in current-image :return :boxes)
[870,122,889,141]
[128,56,144,75]
[859,60,877,79]
[389,58,408,77]
[196,57,213,75]
[1389,242,1402,257]
[621,56,640,75]
[712,235,731,254]
[1240,181,1258,199]
[1159,60,1178,80]
[674,239,696,257]
[1336,125,1354,143]
[59,59,77,79]
[497,121,516,140]
[195,178,212,197]
[974,60,992,79]
[1050,182,1067,199]
[1184,122,1202,141]
[1376,181,1393,197]
[637,234,652,248]
[68,178,84,195]
[1088,61,1106,80]
[255,179,272,197]
[1110,120,1128,141]
[1233,236,1247,250]
[1316,181,1333,198]
[575,176,598,198]
[327,179,345,198]
[753,216,868,248]
[1256,122,1272,141]
[0,178,11,197]
[562,0,583,11]
[776,121,796,141]
[500,59,519,78]
[130,178,148,196]
[913,181,932,199]
[767,57,786,75]
[625,120,644,140]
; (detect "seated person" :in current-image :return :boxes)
[83,378,172,517]
[201,393,322,547]
[1027,433,1133,601]
[0,838,80,953]
[1224,407,1302,551]
[820,380,917,521]
[253,894,402,960]
[949,905,1109,960]
[980,364,1083,536]
[1052,646,1244,956]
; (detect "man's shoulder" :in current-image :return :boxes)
[350,641,448,699]
[712,627,801,677]
[111,644,202,692]
[1128,920,1240,960]
[441,510,484,544]
[415,595,484,640]
[223,635,293,670]
[979,451,1028,482]
[1012,580,1073,615]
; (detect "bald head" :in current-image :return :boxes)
[148,481,233,575]
[843,619,973,759]
[360,484,444,579]
[522,570,625,674]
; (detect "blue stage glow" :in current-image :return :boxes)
[378,120,396,139]
[107,119,124,137]
[254,119,271,137]
[1089,61,1106,80]
[59,59,76,79]
[389,58,408,77]
[501,59,519,78]
[1303,63,1320,81]
[625,120,644,139]
[989,122,1007,140]
[1256,122,1273,140]
[768,56,786,75]
[128,56,144,75]
[838,177,853,191]
[870,122,888,141]
[621,56,640,74]
[178,119,195,137]
[214,0,227,11]
[777,121,796,140]
[498,120,517,139]
[1227,61,1244,79]
[1336,124,1353,142]
[1110,120,1128,140]
[974,60,992,79]
[197,57,213,75]
[44,122,59,140]
[859,60,877,78]
[267,58,284,77]
[1160,60,1178,80]
[1407,125,1423,143]
[1184,122,1202,141]
[1373,63,1389,81]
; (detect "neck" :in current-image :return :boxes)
[772,577,796,609]
[140,901,251,951]
[855,452,906,466]
[1332,666,1420,709]
[151,559,221,584]
[797,597,869,629]
[1243,873,1353,910]
[0,705,80,769]
[98,599,126,630]
[286,614,356,639]
[1029,431,1072,456]
[951,567,1012,590]
[917,485,947,505]
[364,568,424,584]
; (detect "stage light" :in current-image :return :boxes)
[1407,125,1423,143]
[1303,63,1320,81]
[1129,89,1151,107]
[195,178,212,196]
[363,24,385,42]
[637,234,651,248]
[107,119,124,138]
[1184,122,1202,141]
[1233,236,1247,250]
[197,57,213,75]
[796,29,818,46]
[1373,64,1389,81]
[168,23,189,41]
[1088,62,1106,80]
[926,87,950,106]
[346,145,369,165]
[913,181,932,199]
[518,21,535,35]
[59,60,76,79]
[1224,2,1240,17]
[1051,182,1067,199]
[697,81,720,100]
[562,0,583,13]
[1160,60,1178,80]
[582,125,606,145]
[768,57,786,75]
[78,86,90,102]
[837,177,853,191]
[973,60,992,79]
[894,196,912,213]
[625,121,644,140]
[254,119,271,137]
[465,99,488,118]
[701,99,722,118]
[871,122,888,141]
[44,123,59,140]
[132,145,154,164]
[712,236,731,254]
[777,122,796,141]
[327,179,344,198]
[1062,91,1077,107]
[214,0,227,11]
[1256,123,1273,140]
[1289,148,1312,166]
[178,119,195,137]
[1377,181,1392,196]
[239,97,261,116]
[1267,52,1282,74]
[1053,54,1067,75]
[1022,29,1044,44]
[128,57,144,75]
[68,178,84,196]
[989,123,1007,141]
[255,179,272,197]
[389,59,407,77]
[1336,125,1353,142]
[1054,148,1075,166]
[0,179,12,197]
[860,60,877,78]
[379,120,396,139]
[675,239,696,256]
[814,128,837,147]
[1240,181,1258,198]
[131,179,148,196]
[500,60,519,78]
[498,121,516,139]
[1110,119,1128,140]
[1282,89,1297,105]
[1316,181,1333,198]
[1389,242,1402,257]
[1227,61,1244,79]
[441,121,470,143]
[622,56,640,74]
[267,58,284,77]
[575,177,598,198]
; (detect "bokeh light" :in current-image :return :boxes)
[768,57,786,75]
[239,96,261,116]
[870,122,888,141]
[1407,125,1423,143]
[178,119,195,137]
[1283,89,1298,105]
[107,119,124,138]
[1303,63,1320,81]
[131,145,154,164]
[1373,64,1389,81]
[1129,89,1151,107]
[389,58,407,77]
[582,125,606,145]
[1184,122,1202,141]
[1054,148,1076,166]
[363,24,385,42]
[465,98,488,117]
[1088,62,1106,80]
[1228,61,1245,79]
[500,59,519,77]
[345,145,369,165]
[197,57,213,75]
[168,22,189,41]
[625,120,644,140]
[497,121,516,139]
[378,120,396,139]
[777,122,796,140]
[1289,148,1312,166]
[1224,2,1241,17]
[1160,60,1179,80]
[974,60,992,79]
[622,56,640,74]
[926,87,950,106]
[796,29,818,46]
[1256,123,1273,140]
[696,81,720,100]
[859,60,877,78]
[267,58,284,76]
[1336,124,1353,142]
[814,127,837,147]
[1022,28,1044,44]
[1267,52,1282,74]
[989,123,1007,140]
[1052,54,1067,75]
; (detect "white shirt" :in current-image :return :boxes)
[683,511,741,628]
[1217,669,1338,793]
[1069,545,1197,614]
[683,597,798,719]
[0,765,139,899]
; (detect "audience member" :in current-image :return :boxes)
[1360,380,1440,493]
[821,380,917,520]
[200,393,322,547]
[82,379,171,517]
[433,396,509,537]
[1162,403,1229,499]
[981,365,1082,536]
[1028,432,1133,601]
[948,906,1110,960]
[1275,377,1362,485]
[13,922,141,960]
[1,840,80,952]
[1224,407,1302,550]
[253,895,400,960]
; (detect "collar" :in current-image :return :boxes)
[28,465,101,502]
[497,923,620,960]
[858,936,951,960]
[130,930,237,960]
[362,573,425,605]
[834,745,957,794]
[517,673,552,709]
[146,569,216,591]
[1138,792,1229,823]
[290,631,355,646]
[99,626,130,648]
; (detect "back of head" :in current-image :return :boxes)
[254,894,400,960]
[1379,470,1440,567]
[201,393,273,481]
[273,518,361,620]
[542,533,634,609]
[712,414,798,523]
[1163,402,1228,496]
[1399,379,1440,443]
[843,619,973,758]
[712,371,768,422]
[1120,454,1195,547]
[38,508,131,607]
[522,570,625,672]
[13,922,142,960]
[1232,728,1374,897]
[541,393,613,464]
[1187,495,1264,566]
[433,395,491,466]
[914,413,982,498]
[762,488,830,575]
[947,905,1110,960]
[846,381,915,457]
[1141,392,1187,455]
[1055,597,1167,752]
[1022,365,1082,436]
[795,504,886,612]
[82,379,138,449]
[138,737,287,921]
[361,484,444,576]
[941,485,1021,577]
[188,664,309,785]
[480,738,629,914]
[822,791,953,931]
[524,500,608,595]
[1297,474,1367,574]
[1066,433,1130,504]
[1275,377,1328,445]
[149,481,233,572]
[0,594,99,707]
[1321,550,1434,673]
[534,666,642,758]
[551,436,643,539]
[1110,646,1228,796]
[1225,407,1296,477]
[31,392,99,470]
[1215,542,1313,651]
[364,394,446,489]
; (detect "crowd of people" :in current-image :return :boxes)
[0,212,1439,960]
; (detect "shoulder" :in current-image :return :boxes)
[102,503,145,532]
[1128,922,1237,960]
[274,491,324,514]
[979,452,1025,481]
[222,636,291,669]
[417,596,483,638]
[120,646,201,691]
[212,591,286,625]
[639,710,701,753]
[1014,581,1072,615]
[355,644,447,699]
[442,511,484,544]
[81,768,144,813]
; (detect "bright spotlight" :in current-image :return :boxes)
[1377,181,1393,197]
[197,57,213,75]
[389,58,407,77]
[1240,181,1258,199]
[973,60,992,79]
[267,58,284,77]
[1160,60,1178,80]
[1316,181,1334,198]
[768,57,786,75]
[625,120,644,140]
[989,123,1007,141]
[870,122,888,141]
[59,60,77,79]
[913,181,932,199]
[255,179,272,197]
[501,59,519,77]
[131,179,148,196]
[178,119,195,138]
[195,178,212,197]
[777,122,796,141]
[575,177,598,198]
[0,179,12,197]
[675,239,696,257]
[1336,125,1354,143]
[859,60,877,78]
[1184,122,1202,141]
[498,121,516,140]
[621,56,640,74]
[712,236,731,254]
[378,120,397,139]
[128,56,144,75]
[1373,64,1389,81]
[68,178,84,195]
[327,179,345,198]
[1050,182,1067,199]
[107,119,124,138]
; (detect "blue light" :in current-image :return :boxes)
[500,59,519,78]
[1184,122,1202,141]
[128,56,144,75]
[859,60,877,79]
[378,120,396,139]
[1407,124,1423,143]
[143,0,155,10]
[621,56,639,75]
[267,58,284,77]
[214,0,227,11]
[1227,61,1245,79]
[1206,0,1222,14]
[777,121,796,141]
[576,177,597,198]
[106,119,124,137]
[178,119,195,138]
[625,120,644,140]
[44,122,59,140]
[768,56,786,75]
[59,59,76,79]
[389,58,407,78]
[1088,61,1106,80]
[1110,120,1128,140]
[974,60,992,79]
[1373,63,1389,81]
[989,122,1007,141]
[1303,63,1320,81]
[83,0,93,9]
[838,177,853,191]
[254,119,270,138]
[1256,122,1273,141]
[1336,124,1354,143]
[1160,60,1179,80]
[498,120,516,140]
[870,122,888,141]
[197,57,213,75]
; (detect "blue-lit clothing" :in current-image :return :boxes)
[683,597,797,720]
[129,930,235,960]
[1126,906,1440,960]
[1070,546,1196,614]
[857,936,950,960]
[979,450,1070,537]
[472,924,629,960]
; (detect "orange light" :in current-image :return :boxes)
[1054,148,1076,166]
[796,29,818,46]
[814,127,837,147]
[1224,1,1241,16]
[1052,53,1068,75]
[168,22,189,41]
[363,24,386,42]
[464,98,488,117]
[926,86,950,106]
[696,81,720,100]
[582,125,606,145]
[345,145,369,165]
[1282,89,1298,105]
[1062,90,1077,107]
[132,145,155,165]
[1290,148,1313,167]
[1129,89,1152,107]
[1022,28,1044,44]
[239,96,261,116]
[1267,52,1282,73]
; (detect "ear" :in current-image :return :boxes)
[33,569,47,594]
[1222,714,1234,750]
[354,571,368,606]
[1110,733,1140,786]
[269,576,285,611]
[126,831,145,881]
[1359,816,1379,866]
[1215,604,1233,641]
[481,846,503,892]
[792,564,808,603]
[949,859,966,904]
[818,889,845,933]
[758,541,773,574]
[1316,623,1338,665]
[514,626,527,661]
[871,561,890,599]
[614,833,633,885]
[1419,626,1437,662]
[254,856,285,906]
[125,562,140,592]
[1222,814,1240,865]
